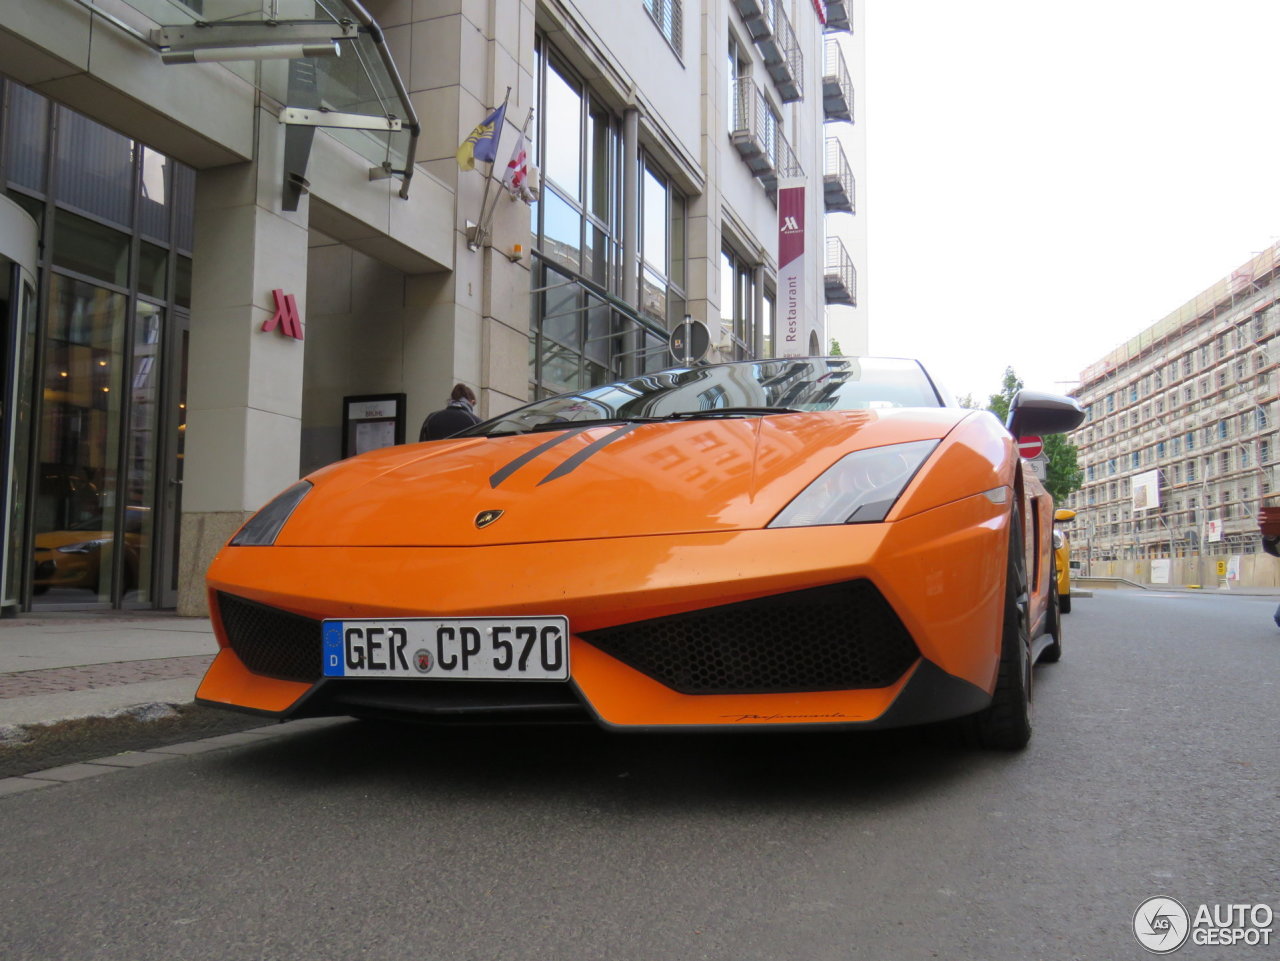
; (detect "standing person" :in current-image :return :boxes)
[419,383,481,441]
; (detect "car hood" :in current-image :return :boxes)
[275,409,972,547]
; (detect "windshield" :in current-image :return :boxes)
[461,357,946,437]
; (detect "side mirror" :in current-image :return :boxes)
[1006,389,1085,438]
[1055,508,1076,522]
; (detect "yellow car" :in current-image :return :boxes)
[32,507,148,595]
[1053,509,1075,614]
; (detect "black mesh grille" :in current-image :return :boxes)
[581,580,919,695]
[217,593,322,683]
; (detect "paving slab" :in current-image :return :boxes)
[24,762,118,782]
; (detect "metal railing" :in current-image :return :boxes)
[756,0,803,102]
[823,138,855,213]
[822,39,854,123]
[825,236,857,306]
[730,77,801,193]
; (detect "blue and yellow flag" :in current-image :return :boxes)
[456,102,507,171]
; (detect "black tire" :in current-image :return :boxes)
[1040,555,1063,664]
[965,509,1033,750]
[1059,589,1072,614]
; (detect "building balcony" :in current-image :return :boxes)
[733,0,770,40]
[823,138,856,213]
[758,0,803,102]
[730,77,802,196]
[822,39,854,123]
[825,235,856,306]
[734,0,803,102]
[824,0,852,33]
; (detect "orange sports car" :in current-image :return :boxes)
[197,357,1083,749]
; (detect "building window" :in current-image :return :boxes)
[720,246,755,360]
[643,0,683,56]
[727,33,749,136]
[640,162,686,329]
[762,290,775,358]
[530,40,663,395]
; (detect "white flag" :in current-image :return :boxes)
[501,130,537,204]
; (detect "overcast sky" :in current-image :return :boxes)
[862,1,1280,404]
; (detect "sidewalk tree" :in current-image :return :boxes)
[985,366,1082,504]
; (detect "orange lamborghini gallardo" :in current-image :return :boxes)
[197,357,1083,749]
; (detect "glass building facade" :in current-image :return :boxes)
[528,36,690,398]
[0,78,195,611]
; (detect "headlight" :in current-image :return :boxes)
[768,440,939,528]
[229,481,313,546]
[1053,530,1065,550]
[56,538,111,554]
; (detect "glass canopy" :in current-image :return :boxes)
[148,1,418,205]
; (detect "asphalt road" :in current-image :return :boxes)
[2,591,1277,961]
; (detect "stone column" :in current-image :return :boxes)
[398,0,536,418]
[177,107,310,615]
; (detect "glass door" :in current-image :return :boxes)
[0,196,39,614]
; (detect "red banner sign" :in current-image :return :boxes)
[778,180,806,355]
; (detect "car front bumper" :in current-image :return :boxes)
[197,492,1008,730]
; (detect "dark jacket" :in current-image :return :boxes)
[419,400,481,441]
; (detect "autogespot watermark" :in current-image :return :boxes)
[1133,896,1274,953]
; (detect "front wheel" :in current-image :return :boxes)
[964,509,1032,750]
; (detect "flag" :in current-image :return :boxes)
[501,129,537,203]
[456,102,507,171]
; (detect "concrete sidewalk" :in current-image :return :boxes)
[0,612,218,729]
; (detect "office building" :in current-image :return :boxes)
[1068,245,1280,586]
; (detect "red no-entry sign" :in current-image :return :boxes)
[1018,435,1043,459]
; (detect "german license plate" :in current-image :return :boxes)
[321,617,569,680]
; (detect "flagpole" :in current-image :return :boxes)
[468,86,511,251]
[481,106,534,230]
